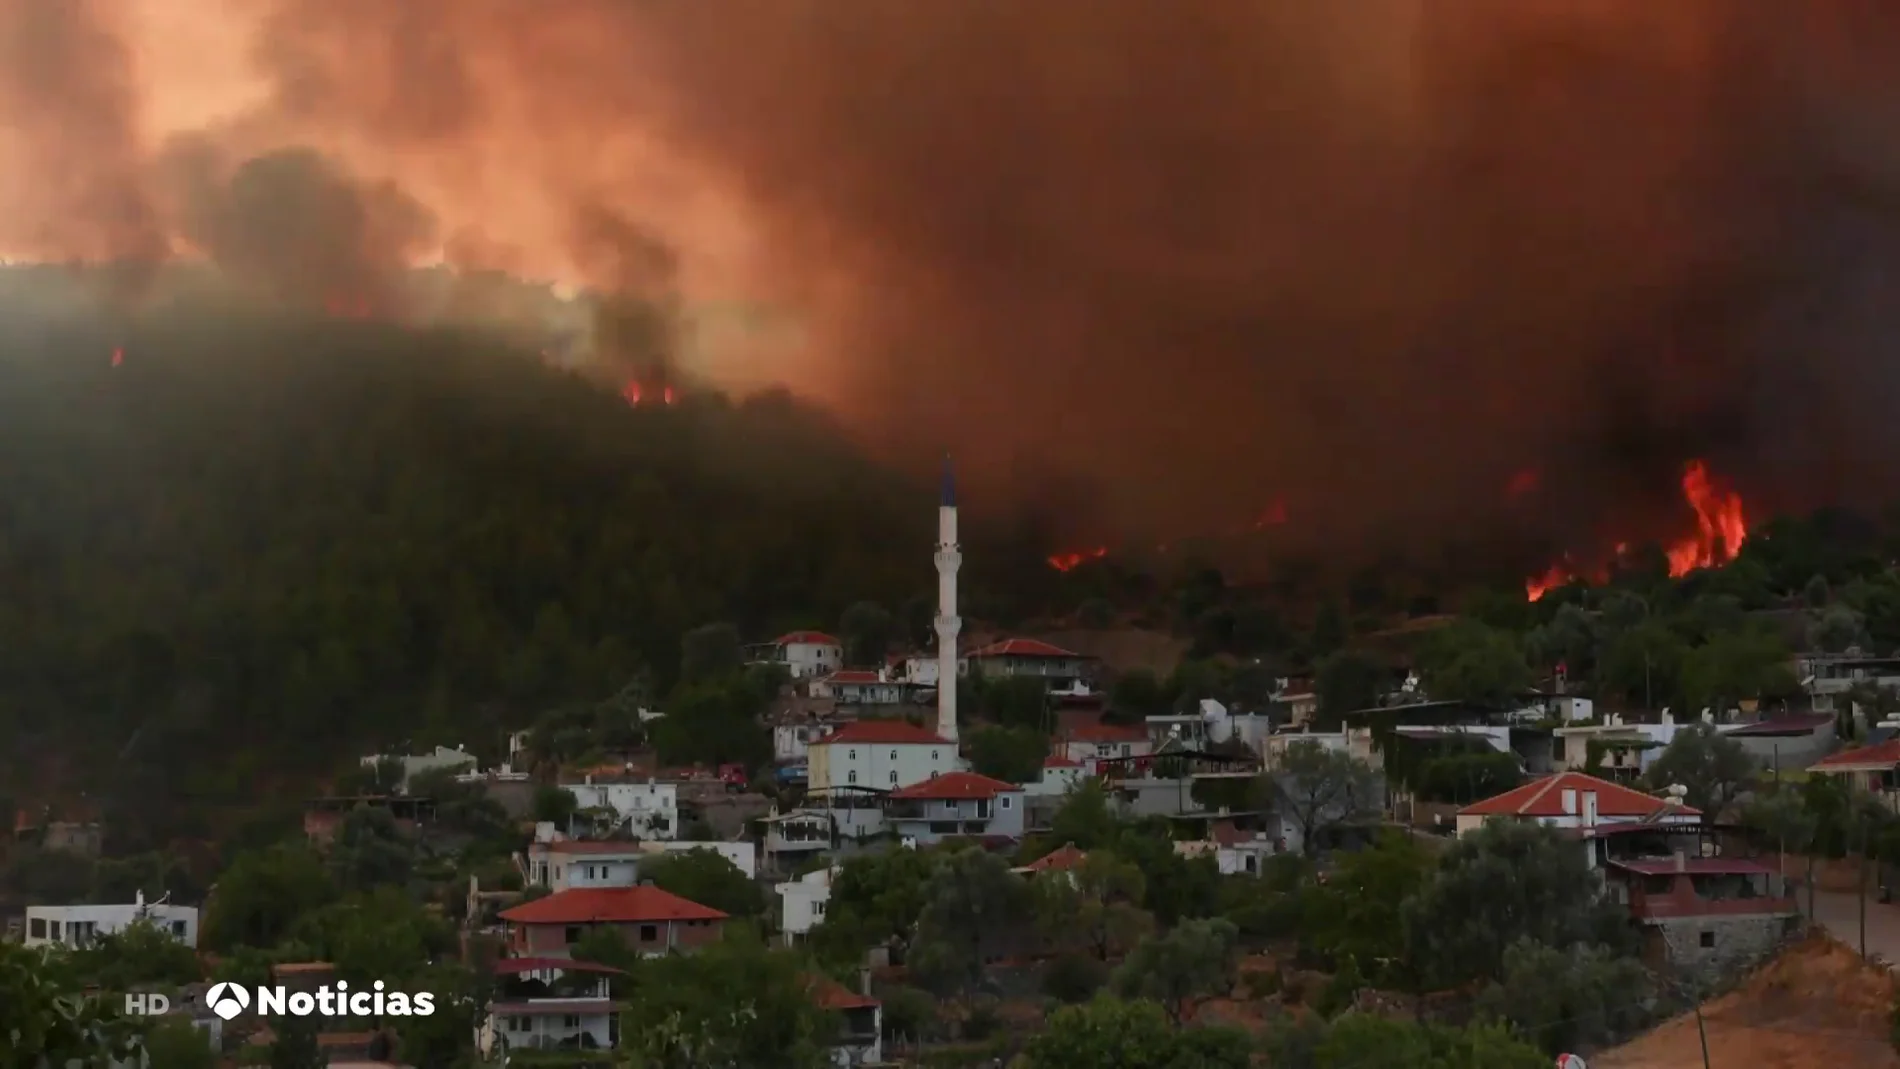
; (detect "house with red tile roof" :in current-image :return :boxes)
[1808,738,1900,805]
[963,637,1096,688]
[1026,753,1088,796]
[745,630,845,679]
[1455,771,1700,838]
[497,885,727,958]
[887,772,1024,845]
[808,719,957,795]
[806,974,882,1065]
[1011,842,1088,877]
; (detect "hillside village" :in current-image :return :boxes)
[13,480,1900,1067]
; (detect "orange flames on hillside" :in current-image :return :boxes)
[1048,546,1109,572]
[1525,460,1747,601]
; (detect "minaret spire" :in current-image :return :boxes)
[934,454,962,743]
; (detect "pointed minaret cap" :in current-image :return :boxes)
[940,452,956,508]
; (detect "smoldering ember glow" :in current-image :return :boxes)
[5,2,1900,561]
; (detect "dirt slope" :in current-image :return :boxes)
[1597,936,1899,1069]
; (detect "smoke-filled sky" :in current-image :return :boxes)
[5,0,1900,555]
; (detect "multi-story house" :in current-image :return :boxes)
[558,777,679,839]
[885,772,1025,845]
[808,721,956,794]
[497,886,727,958]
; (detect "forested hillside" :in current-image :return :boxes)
[0,307,1043,837]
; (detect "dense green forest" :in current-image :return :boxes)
[0,303,1062,842]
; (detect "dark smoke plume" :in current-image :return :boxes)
[7,0,1900,564]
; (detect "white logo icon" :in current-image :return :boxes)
[204,982,250,1020]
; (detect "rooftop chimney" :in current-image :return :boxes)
[859,965,873,997]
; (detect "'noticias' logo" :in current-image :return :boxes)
[184,981,433,1020]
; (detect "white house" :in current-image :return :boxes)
[1174,827,1281,876]
[749,630,846,679]
[560,778,679,839]
[526,840,645,891]
[808,720,956,793]
[359,744,479,791]
[25,892,200,949]
[1455,771,1701,838]
[775,865,838,945]
[1552,712,1697,776]
[775,718,844,764]
[897,654,940,687]
[526,838,757,890]
[1024,755,1087,796]
[479,958,621,1056]
[810,670,906,707]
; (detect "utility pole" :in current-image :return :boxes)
[1693,998,1713,1069]
[1860,806,1870,959]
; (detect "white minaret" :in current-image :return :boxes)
[934,455,962,743]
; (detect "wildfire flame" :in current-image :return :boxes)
[1048,546,1109,572]
[623,381,678,407]
[1665,460,1746,576]
[1525,460,1747,600]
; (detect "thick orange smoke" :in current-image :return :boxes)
[5,2,1900,557]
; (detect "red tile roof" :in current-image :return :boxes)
[814,720,951,746]
[497,886,728,925]
[776,630,842,647]
[1042,754,1083,768]
[806,975,880,1011]
[820,670,883,685]
[966,638,1082,659]
[1608,857,1775,876]
[1016,843,1088,873]
[1458,771,1699,819]
[1065,723,1147,743]
[1811,739,1900,772]
[889,771,1020,800]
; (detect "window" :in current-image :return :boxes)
[1096,744,1112,757]
[890,750,898,759]
[848,771,858,784]
[171,921,185,938]
[813,901,827,917]
[1000,795,1012,810]
[510,1016,529,1032]
[640,924,659,942]
[1699,931,1715,948]
[28,917,44,939]
[1121,744,1132,757]
[563,1015,582,1029]
[849,749,857,760]
[565,925,583,944]
[889,771,898,784]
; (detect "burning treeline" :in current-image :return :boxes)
[6,3,1900,558]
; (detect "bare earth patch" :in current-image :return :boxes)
[1596,935,1899,1069]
